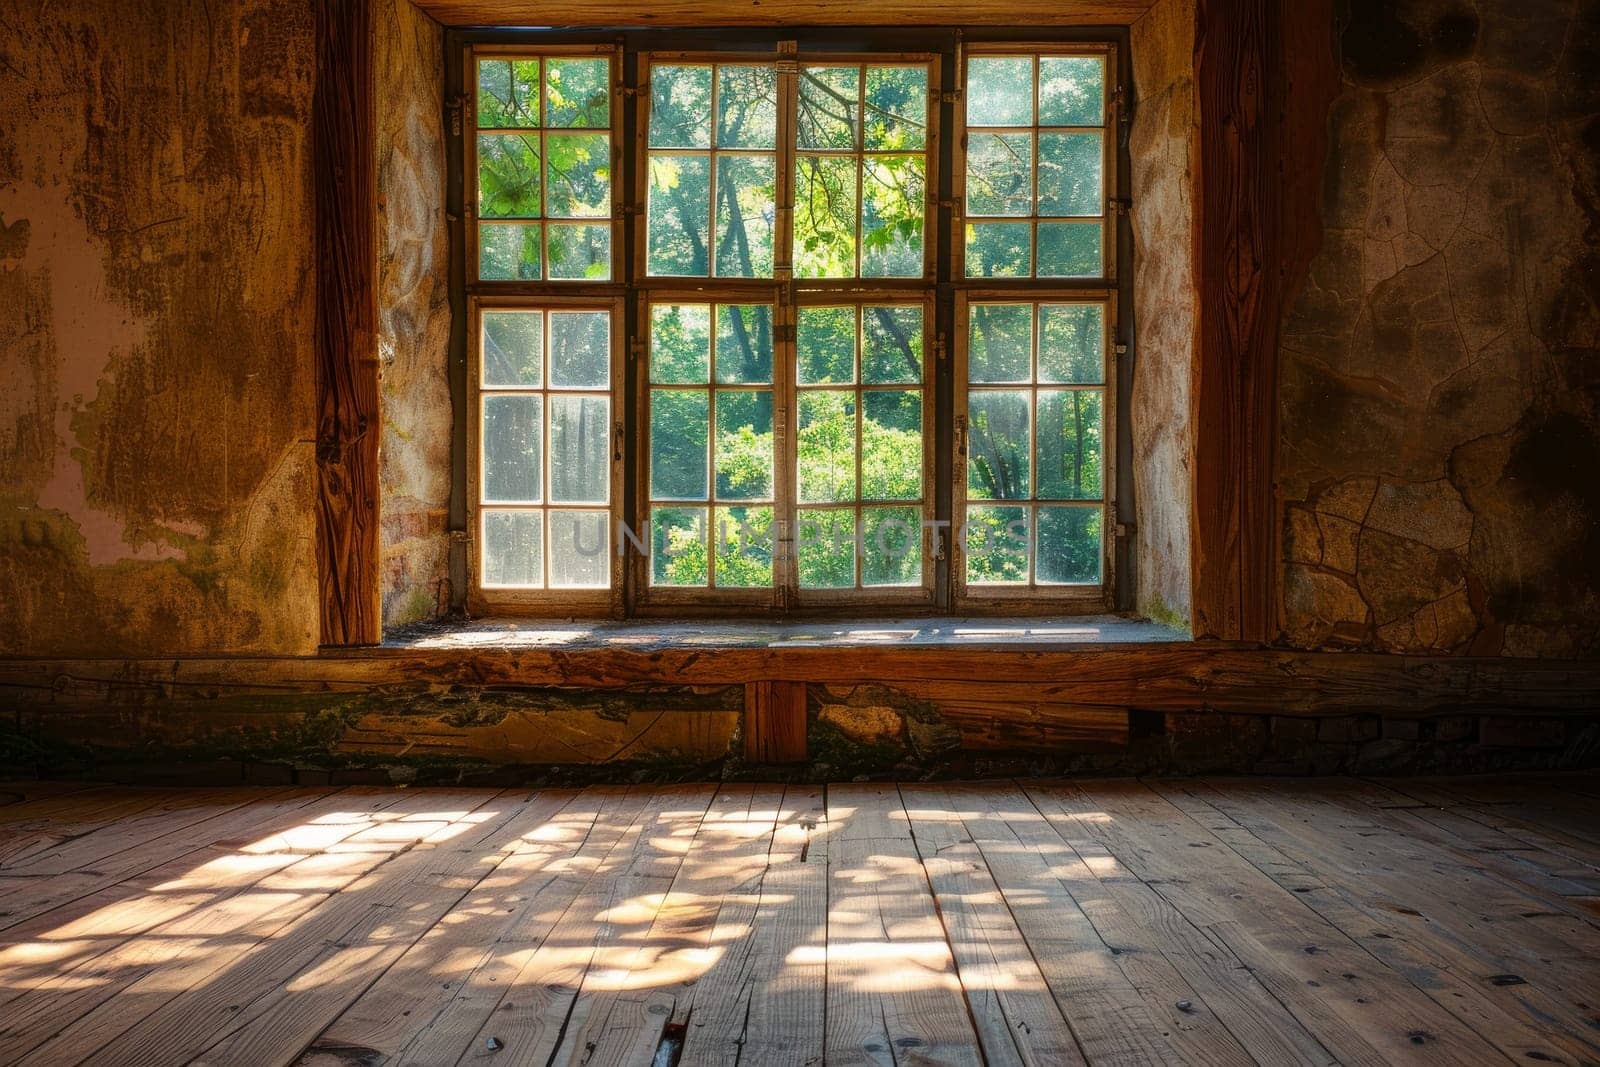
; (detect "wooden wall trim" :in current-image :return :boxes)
[411,0,1153,27]
[1191,0,1337,641]
[314,0,382,647]
[744,681,809,762]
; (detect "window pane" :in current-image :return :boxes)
[861,155,924,278]
[863,391,921,501]
[798,306,856,385]
[714,505,773,587]
[967,57,1033,126]
[650,65,712,148]
[652,506,706,585]
[545,57,609,128]
[483,395,542,503]
[798,390,856,504]
[965,504,1029,584]
[1037,505,1101,584]
[649,389,708,499]
[714,154,776,278]
[1037,390,1103,500]
[1038,132,1101,217]
[715,305,773,384]
[478,58,540,128]
[544,133,611,218]
[1038,304,1103,384]
[799,66,859,150]
[966,133,1032,217]
[717,66,777,149]
[650,305,711,384]
[480,222,542,280]
[549,395,610,504]
[864,506,921,586]
[864,66,927,151]
[798,508,856,589]
[967,304,1031,383]
[967,391,1030,500]
[795,155,856,278]
[1039,56,1104,127]
[478,134,541,218]
[545,223,610,280]
[548,510,609,587]
[862,306,923,384]
[549,310,609,388]
[715,390,774,500]
[1037,221,1102,277]
[483,511,543,586]
[965,222,1031,278]
[647,155,711,275]
[482,311,542,388]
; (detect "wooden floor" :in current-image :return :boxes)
[0,777,1597,1066]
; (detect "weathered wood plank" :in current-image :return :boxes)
[411,0,1152,26]
[744,681,809,762]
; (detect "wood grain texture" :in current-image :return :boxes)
[411,0,1152,25]
[744,680,808,762]
[314,0,382,647]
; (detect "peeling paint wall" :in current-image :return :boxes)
[376,0,452,629]
[1280,0,1600,657]
[1129,0,1197,630]
[0,0,319,656]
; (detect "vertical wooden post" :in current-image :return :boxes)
[314,0,382,646]
[744,681,809,763]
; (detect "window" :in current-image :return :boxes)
[457,30,1123,616]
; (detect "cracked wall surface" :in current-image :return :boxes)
[1280,0,1600,657]
[0,0,319,655]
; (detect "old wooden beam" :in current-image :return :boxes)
[410,0,1153,26]
[744,681,809,762]
[314,0,382,646]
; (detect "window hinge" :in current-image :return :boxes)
[1114,342,1129,357]
[449,528,471,544]
[618,83,644,99]
[941,89,960,105]
[613,421,625,462]
[1108,197,1132,216]
[446,94,467,138]
[629,338,644,363]
[932,332,947,362]
[954,414,967,457]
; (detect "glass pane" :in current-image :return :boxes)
[1037,390,1103,500]
[545,58,609,128]
[478,134,541,218]
[1037,505,1101,583]
[483,395,542,503]
[479,222,541,280]
[861,155,924,278]
[795,155,857,278]
[799,66,859,150]
[864,66,927,151]
[717,65,777,149]
[651,506,706,585]
[548,510,609,587]
[549,311,609,388]
[714,505,773,587]
[966,133,1032,217]
[715,305,773,384]
[863,391,921,501]
[543,224,607,279]
[715,390,773,500]
[478,58,539,128]
[967,391,1030,500]
[647,154,711,275]
[862,306,923,384]
[864,506,921,586]
[650,305,711,384]
[967,304,1031,383]
[798,508,857,589]
[965,222,1031,278]
[1039,56,1104,127]
[549,395,610,504]
[967,57,1033,126]
[714,155,776,278]
[483,511,542,587]
[544,133,610,218]
[1038,132,1101,217]
[1038,304,1103,384]
[798,306,856,385]
[482,310,542,387]
[1038,221,1101,277]
[649,65,712,148]
[965,504,1029,584]
[798,390,856,504]
[649,389,708,499]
